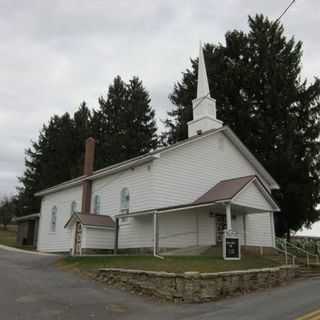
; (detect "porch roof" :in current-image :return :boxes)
[194,175,256,205]
[115,175,280,219]
[64,213,115,229]
[14,213,40,222]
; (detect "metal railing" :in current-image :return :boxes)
[276,237,320,266]
[272,245,296,265]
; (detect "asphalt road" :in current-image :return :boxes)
[0,248,320,320]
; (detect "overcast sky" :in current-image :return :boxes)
[0,0,319,205]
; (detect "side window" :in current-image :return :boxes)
[50,206,57,232]
[120,187,130,212]
[70,201,77,216]
[93,195,101,215]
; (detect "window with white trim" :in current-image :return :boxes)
[120,187,130,212]
[93,195,101,214]
[50,206,57,232]
[70,201,77,216]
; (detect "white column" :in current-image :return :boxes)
[243,214,247,245]
[153,212,159,256]
[226,203,232,231]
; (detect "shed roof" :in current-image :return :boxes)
[15,213,40,222]
[64,213,115,229]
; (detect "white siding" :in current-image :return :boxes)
[159,211,198,248]
[37,130,276,252]
[245,212,274,247]
[232,214,245,245]
[37,185,82,252]
[152,132,259,208]
[233,182,273,211]
[83,227,114,249]
[118,209,216,249]
[119,215,153,249]
[198,210,215,246]
[91,164,154,218]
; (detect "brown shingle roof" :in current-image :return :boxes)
[193,175,256,205]
[67,213,115,228]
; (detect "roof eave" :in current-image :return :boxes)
[222,126,280,190]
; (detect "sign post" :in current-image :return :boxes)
[223,230,241,260]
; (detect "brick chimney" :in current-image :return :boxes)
[81,137,95,214]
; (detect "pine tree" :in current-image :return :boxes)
[72,102,93,176]
[163,14,320,235]
[17,76,158,215]
[94,76,158,168]
[17,107,94,216]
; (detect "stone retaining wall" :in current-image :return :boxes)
[96,266,297,303]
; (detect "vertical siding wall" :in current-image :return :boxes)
[37,185,82,252]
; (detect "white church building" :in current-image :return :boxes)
[35,45,280,255]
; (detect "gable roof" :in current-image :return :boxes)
[194,175,256,205]
[35,126,279,197]
[194,175,280,212]
[64,213,115,229]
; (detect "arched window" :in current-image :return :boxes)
[70,201,77,216]
[51,206,57,232]
[93,195,101,214]
[120,187,130,212]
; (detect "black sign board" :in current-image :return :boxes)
[225,237,240,259]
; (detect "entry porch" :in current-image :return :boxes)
[114,175,280,256]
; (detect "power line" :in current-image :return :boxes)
[275,0,296,23]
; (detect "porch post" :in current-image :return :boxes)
[114,218,119,255]
[153,211,159,256]
[226,203,232,231]
[243,214,247,245]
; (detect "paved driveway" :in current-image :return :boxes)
[0,248,320,320]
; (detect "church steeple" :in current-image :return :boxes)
[187,43,223,137]
[197,42,210,99]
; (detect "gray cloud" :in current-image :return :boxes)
[0,0,319,198]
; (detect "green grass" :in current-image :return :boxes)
[0,225,34,250]
[59,255,280,274]
[0,225,17,247]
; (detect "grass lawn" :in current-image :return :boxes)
[59,255,280,274]
[0,225,17,247]
[0,225,34,250]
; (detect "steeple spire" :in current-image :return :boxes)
[187,42,223,137]
[197,42,210,99]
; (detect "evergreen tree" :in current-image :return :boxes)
[163,14,320,235]
[72,102,93,176]
[17,105,94,216]
[94,76,158,168]
[17,76,158,215]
